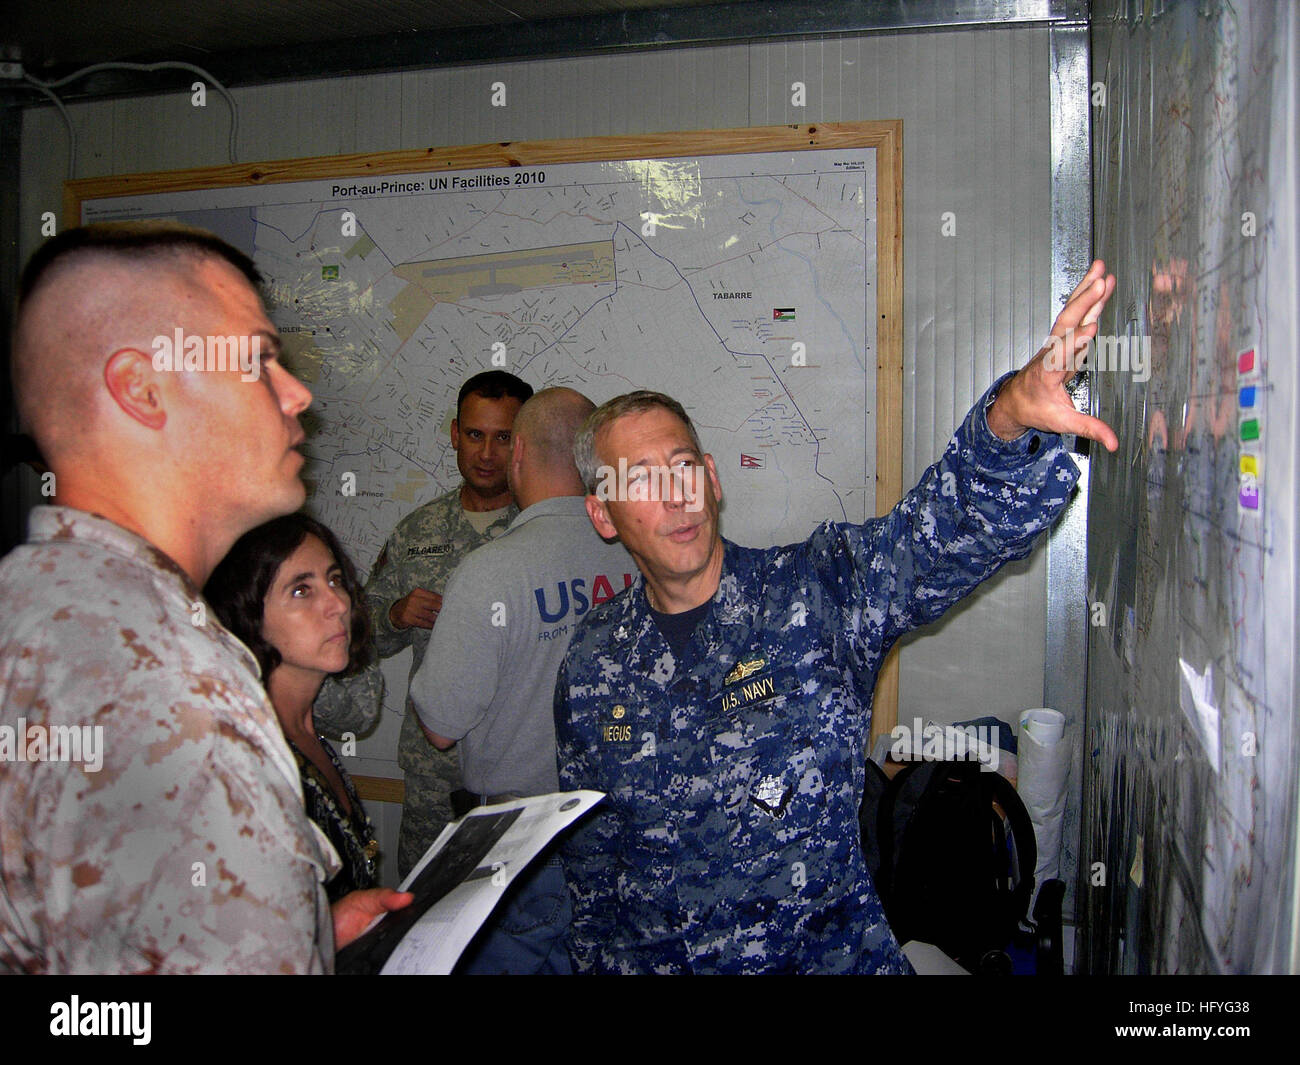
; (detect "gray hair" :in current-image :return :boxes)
[573,390,705,493]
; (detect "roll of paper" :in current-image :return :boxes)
[1017,707,1070,909]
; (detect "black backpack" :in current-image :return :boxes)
[860,758,1036,972]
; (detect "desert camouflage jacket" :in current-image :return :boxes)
[0,508,337,973]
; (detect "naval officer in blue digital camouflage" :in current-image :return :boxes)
[554,260,1120,974]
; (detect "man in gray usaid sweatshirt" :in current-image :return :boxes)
[410,387,634,973]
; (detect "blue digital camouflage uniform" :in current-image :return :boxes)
[554,374,1080,974]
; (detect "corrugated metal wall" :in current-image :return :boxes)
[16,24,1057,883]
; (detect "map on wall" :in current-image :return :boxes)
[73,126,898,786]
[1084,0,1297,974]
[81,147,877,575]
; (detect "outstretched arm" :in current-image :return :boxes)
[805,262,1119,657]
[987,259,1119,451]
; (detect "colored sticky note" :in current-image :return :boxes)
[1240,419,1260,440]
[1239,483,1259,509]
[1240,455,1259,476]
[1239,386,1256,407]
[1238,349,1255,373]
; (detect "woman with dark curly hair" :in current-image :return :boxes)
[205,513,381,902]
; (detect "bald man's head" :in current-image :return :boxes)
[12,223,262,463]
[515,388,596,470]
[508,387,596,504]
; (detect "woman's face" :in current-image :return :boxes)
[261,533,352,677]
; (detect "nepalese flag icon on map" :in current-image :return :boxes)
[773,308,795,321]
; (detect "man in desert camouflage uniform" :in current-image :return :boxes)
[555,261,1120,973]
[0,223,406,973]
[364,370,532,876]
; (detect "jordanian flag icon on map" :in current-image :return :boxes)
[773,308,796,321]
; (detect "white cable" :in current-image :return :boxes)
[20,60,241,176]
[20,76,77,178]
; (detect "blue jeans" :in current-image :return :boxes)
[456,854,572,975]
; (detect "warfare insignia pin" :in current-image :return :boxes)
[725,657,766,686]
[750,774,791,818]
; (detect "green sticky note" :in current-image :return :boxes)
[1240,419,1260,440]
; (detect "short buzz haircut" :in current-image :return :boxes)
[573,390,705,494]
[456,370,533,420]
[11,221,263,457]
[18,220,261,307]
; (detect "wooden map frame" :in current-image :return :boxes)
[67,122,905,799]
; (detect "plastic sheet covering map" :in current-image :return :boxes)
[1082,0,1298,974]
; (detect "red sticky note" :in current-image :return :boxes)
[1238,349,1255,374]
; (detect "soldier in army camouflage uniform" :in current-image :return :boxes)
[0,223,408,972]
[555,261,1120,973]
[361,371,532,876]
